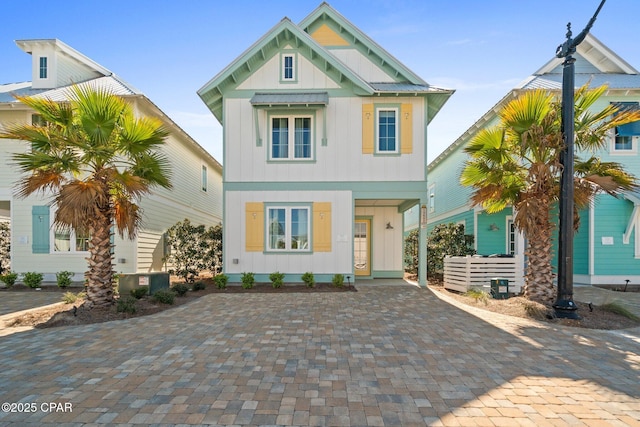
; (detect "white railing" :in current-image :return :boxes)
[443,255,524,294]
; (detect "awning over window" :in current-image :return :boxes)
[613,102,640,137]
[250,92,329,107]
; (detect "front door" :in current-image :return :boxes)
[354,219,371,276]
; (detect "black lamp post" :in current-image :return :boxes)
[554,0,606,319]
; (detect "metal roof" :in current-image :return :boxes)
[0,76,139,104]
[520,74,640,91]
[250,92,329,106]
[369,82,442,93]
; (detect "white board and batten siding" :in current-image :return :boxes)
[225,190,352,275]
[355,206,404,273]
[444,255,524,294]
[224,95,425,184]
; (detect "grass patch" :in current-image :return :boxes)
[465,288,489,305]
[601,302,640,321]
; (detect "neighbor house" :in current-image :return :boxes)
[427,34,640,287]
[0,39,222,281]
[198,3,453,286]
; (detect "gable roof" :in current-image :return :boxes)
[197,17,374,122]
[299,2,427,85]
[2,39,221,171]
[16,39,114,77]
[198,3,453,124]
[428,33,640,171]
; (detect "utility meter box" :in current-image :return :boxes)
[490,278,509,299]
[118,272,170,296]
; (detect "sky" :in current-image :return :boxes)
[2,0,639,164]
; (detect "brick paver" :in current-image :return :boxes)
[0,281,639,426]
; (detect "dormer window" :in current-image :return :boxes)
[39,57,48,79]
[281,52,297,82]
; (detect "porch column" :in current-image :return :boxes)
[418,201,428,287]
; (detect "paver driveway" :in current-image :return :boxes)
[1,282,639,426]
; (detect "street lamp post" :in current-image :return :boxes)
[554,0,606,319]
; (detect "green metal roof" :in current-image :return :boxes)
[250,92,329,106]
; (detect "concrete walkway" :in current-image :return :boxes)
[0,282,639,426]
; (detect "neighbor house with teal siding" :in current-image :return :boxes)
[0,39,222,281]
[427,34,640,286]
[198,3,452,286]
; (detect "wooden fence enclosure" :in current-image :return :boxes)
[443,255,524,294]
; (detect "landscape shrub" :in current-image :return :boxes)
[172,283,189,296]
[0,272,18,288]
[214,274,228,289]
[241,272,255,289]
[116,296,137,314]
[23,272,43,289]
[130,288,148,299]
[153,289,175,305]
[269,271,285,288]
[332,274,344,287]
[404,223,475,279]
[164,219,223,283]
[56,271,74,288]
[301,272,315,288]
[62,291,86,304]
[192,281,206,291]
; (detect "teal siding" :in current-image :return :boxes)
[573,208,590,275]
[428,146,473,216]
[476,210,511,255]
[32,205,50,254]
[593,196,640,275]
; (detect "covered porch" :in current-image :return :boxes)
[354,197,427,286]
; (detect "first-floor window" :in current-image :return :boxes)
[54,227,89,252]
[270,115,312,160]
[267,206,310,251]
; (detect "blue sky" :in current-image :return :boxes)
[2,0,639,164]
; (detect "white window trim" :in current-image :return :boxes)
[609,128,638,155]
[269,115,314,161]
[201,164,208,192]
[49,208,89,254]
[428,184,436,213]
[623,204,640,258]
[39,56,48,79]
[266,206,311,252]
[281,53,296,81]
[376,108,399,154]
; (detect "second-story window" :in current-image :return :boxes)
[282,53,296,81]
[39,57,48,79]
[270,115,312,160]
[377,109,398,153]
[201,165,208,192]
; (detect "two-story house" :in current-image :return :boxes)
[427,34,640,287]
[198,3,452,286]
[0,39,223,281]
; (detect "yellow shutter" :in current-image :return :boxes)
[362,104,374,154]
[313,202,332,252]
[400,103,413,154]
[245,202,264,252]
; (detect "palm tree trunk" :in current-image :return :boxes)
[85,211,114,308]
[523,200,556,304]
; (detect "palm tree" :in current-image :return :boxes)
[460,85,640,303]
[0,85,171,308]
